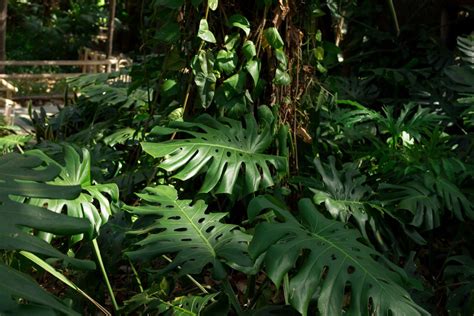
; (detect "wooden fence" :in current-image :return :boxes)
[0,53,132,124]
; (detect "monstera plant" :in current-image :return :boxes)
[125,185,253,277]
[141,114,288,196]
[248,196,428,316]
[0,152,94,314]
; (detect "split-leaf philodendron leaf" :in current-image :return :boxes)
[0,264,80,315]
[0,152,95,314]
[125,185,253,278]
[248,196,429,316]
[26,145,119,243]
[0,152,94,267]
[142,114,288,195]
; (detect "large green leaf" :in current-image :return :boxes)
[142,114,287,195]
[0,152,94,314]
[381,179,441,229]
[248,196,428,316]
[381,173,473,230]
[26,145,119,243]
[312,157,375,233]
[0,264,79,315]
[125,185,253,278]
[0,153,92,265]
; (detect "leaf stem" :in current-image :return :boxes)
[387,0,400,36]
[283,273,290,305]
[92,238,119,312]
[222,277,243,316]
[128,258,144,293]
[162,255,209,294]
[20,250,111,316]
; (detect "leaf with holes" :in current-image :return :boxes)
[26,145,119,243]
[248,196,428,316]
[142,114,287,195]
[124,185,253,278]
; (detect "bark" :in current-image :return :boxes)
[0,0,7,73]
[107,0,117,58]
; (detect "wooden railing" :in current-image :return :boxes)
[0,55,132,125]
[0,58,131,80]
[0,78,19,125]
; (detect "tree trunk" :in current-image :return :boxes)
[107,0,117,58]
[0,0,7,73]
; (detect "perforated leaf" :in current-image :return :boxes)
[248,196,428,316]
[125,186,253,277]
[142,114,287,195]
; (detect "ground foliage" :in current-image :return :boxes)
[0,0,473,315]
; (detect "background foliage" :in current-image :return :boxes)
[1,0,473,315]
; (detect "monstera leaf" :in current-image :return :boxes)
[0,264,80,315]
[141,114,288,195]
[124,186,253,278]
[26,145,119,243]
[0,152,94,313]
[381,173,473,230]
[310,157,392,247]
[381,179,441,230]
[0,152,93,265]
[248,196,428,316]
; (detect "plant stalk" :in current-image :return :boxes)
[387,0,400,36]
[128,259,144,293]
[222,277,243,316]
[92,238,119,312]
